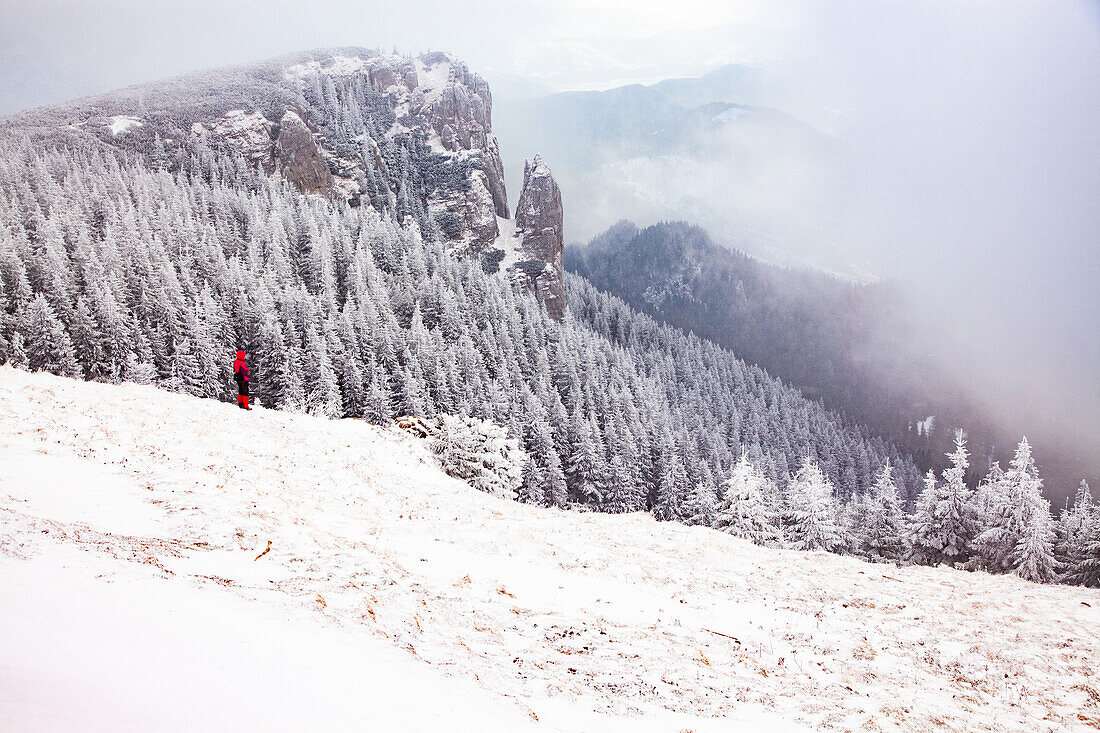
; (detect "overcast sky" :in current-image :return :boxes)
[0,0,799,113]
[2,0,1098,473]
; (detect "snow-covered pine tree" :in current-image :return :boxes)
[430,413,526,500]
[908,469,941,565]
[686,461,718,526]
[654,443,691,522]
[785,458,845,552]
[1004,438,1057,583]
[970,460,1006,569]
[517,458,545,505]
[975,437,1055,581]
[857,461,906,562]
[603,454,644,513]
[18,294,83,378]
[937,431,977,566]
[712,451,780,545]
[566,412,604,506]
[1062,481,1098,586]
[544,449,569,508]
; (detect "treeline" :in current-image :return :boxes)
[713,430,1099,586]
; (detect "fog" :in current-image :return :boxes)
[783,1,1100,489]
[1,0,1097,489]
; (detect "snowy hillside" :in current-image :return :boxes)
[1,367,1097,731]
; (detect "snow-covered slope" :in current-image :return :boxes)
[1,367,1097,731]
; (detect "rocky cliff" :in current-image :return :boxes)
[506,156,566,320]
[281,50,510,249]
[2,47,564,315]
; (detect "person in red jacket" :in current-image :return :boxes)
[233,350,251,410]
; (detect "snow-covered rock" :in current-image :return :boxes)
[1,367,1097,731]
[208,110,275,166]
[488,154,566,319]
[285,49,510,248]
[106,114,143,136]
[273,109,332,195]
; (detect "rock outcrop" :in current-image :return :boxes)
[284,50,510,250]
[48,46,564,315]
[506,155,566,320]
[175,50,510,249]
[274,110,333,196]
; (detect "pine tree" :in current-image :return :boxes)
[1005,438,1057,583]
[603,454,644,513]
[566,414,603,505]
[654,449,691,522]
[857,461,906,562]
[908,469,940,565]
[19,295,82,378]
[1063,481,1099,586]
[975,437,1055,581]
[713,451,780,545]
[430,413,525,500]
[544,449,569,508]
[786,459,845,552]
[937,431,977,566]
[518,459,545,505]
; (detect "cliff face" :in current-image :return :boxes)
[474,155,565,320]
[3,47,564,315]
[281,50,509,250]
[509,156,565,320]
[274,110,333,195]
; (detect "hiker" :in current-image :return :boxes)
[233,350,251,410]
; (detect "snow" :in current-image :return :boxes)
[415,57,452,104]
[1,366,1098,731]
[210,110,273,161]
[492,214,524,270]
[105,115,143,136]
[284,54,368,80]
[529,154,552,178]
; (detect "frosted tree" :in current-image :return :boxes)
[543,449,569,508]
[686,461,718,526]
[973,462,1012,572]
[970,460,1007,561]
[517,459,545,505]
[937,431,977,566]
[1063,483,1100,587]
[566,414,604,505]
[857,461,906,562]
[604,454,644,513]
[908,469,941,565]
[712,451,780,545]
[430,413,526,500]
[18,295,82,378]
[786,458,845,552]
[975,437,1054,581]
[654,448,691,522]
[1005,438,1056,583]
[1061,481,1098,585]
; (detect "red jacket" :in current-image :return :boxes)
[234,351,249,382]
